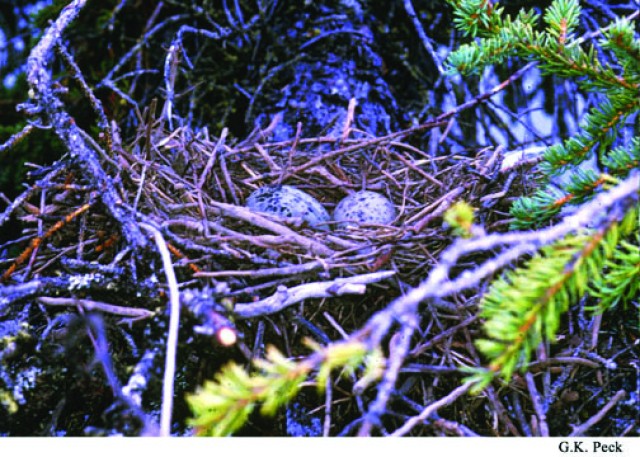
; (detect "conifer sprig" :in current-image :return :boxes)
[186,340,382,436]
[469,209,638,388]
[446,0,640,228]
[589,237,640,312]
[446,0,639,388]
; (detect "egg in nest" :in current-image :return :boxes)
[334,191,396,228]
[246,185,330,230]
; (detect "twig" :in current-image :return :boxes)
[2,200,96,283]
[573,9,639,45]
[341,98,357,142]
[512,392,533,436]
[390,381,475,436]
[162,24,236,127]
[165,216,329,254]
[279,122,303,185]
[1,274,144,311]
[122,350,158,408]
[252,119,448,181]
[0,124,34,154]
[323,374,333,437]
[528,356,600,370]
[433,418,481,437]
[219,143,240,205]
[37,296,154,320]
[403,0,446,78]
[81,313,155,433]
[99,14,189,92]
[0,165,64,229]
[194,259,338,279]
[525,372,549,436]
[569,390,627,436]
[405,186,465,230]
[56,41,113,154]
[23,0,146,249]
[234,271,396,319]
[410,314,480,356]
[198,128,227,191]
[359,322,417,436]
[387,147,443,188]
[140,223,181,437]
[485,385,522,436]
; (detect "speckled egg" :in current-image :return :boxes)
[334,191,396,228]
[246,185,330,229]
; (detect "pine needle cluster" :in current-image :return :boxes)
[187,340,383,436]
[446,0,639,388]
[447,0,639,226]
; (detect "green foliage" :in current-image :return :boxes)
[444,201,476,238]
[544,0,580,43]
[447,0,640,386]
[446,0,640,228]
[589,219,640,314]
[448,0,506,38]
[601,137,640,176]
[187,341,379,436]
[0,390,18,414]
[470,210,638,385]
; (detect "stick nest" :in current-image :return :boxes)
[127,123,474,286]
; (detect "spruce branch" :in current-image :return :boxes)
[444,0,639,399]
[601,18,640,79]
[588,230,640,313]
[602,137,640,176]
[186,340,383,436]
[474,214,631,383]
[446,0,505,38]
[447,0,639,229]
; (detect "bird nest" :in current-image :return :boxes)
[128,123,463,320]
[0,108,520,435]
[132,122,474,285]
[2,113,511,329]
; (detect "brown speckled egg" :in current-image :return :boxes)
[246,185,330,229]
[334,191,396,228]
